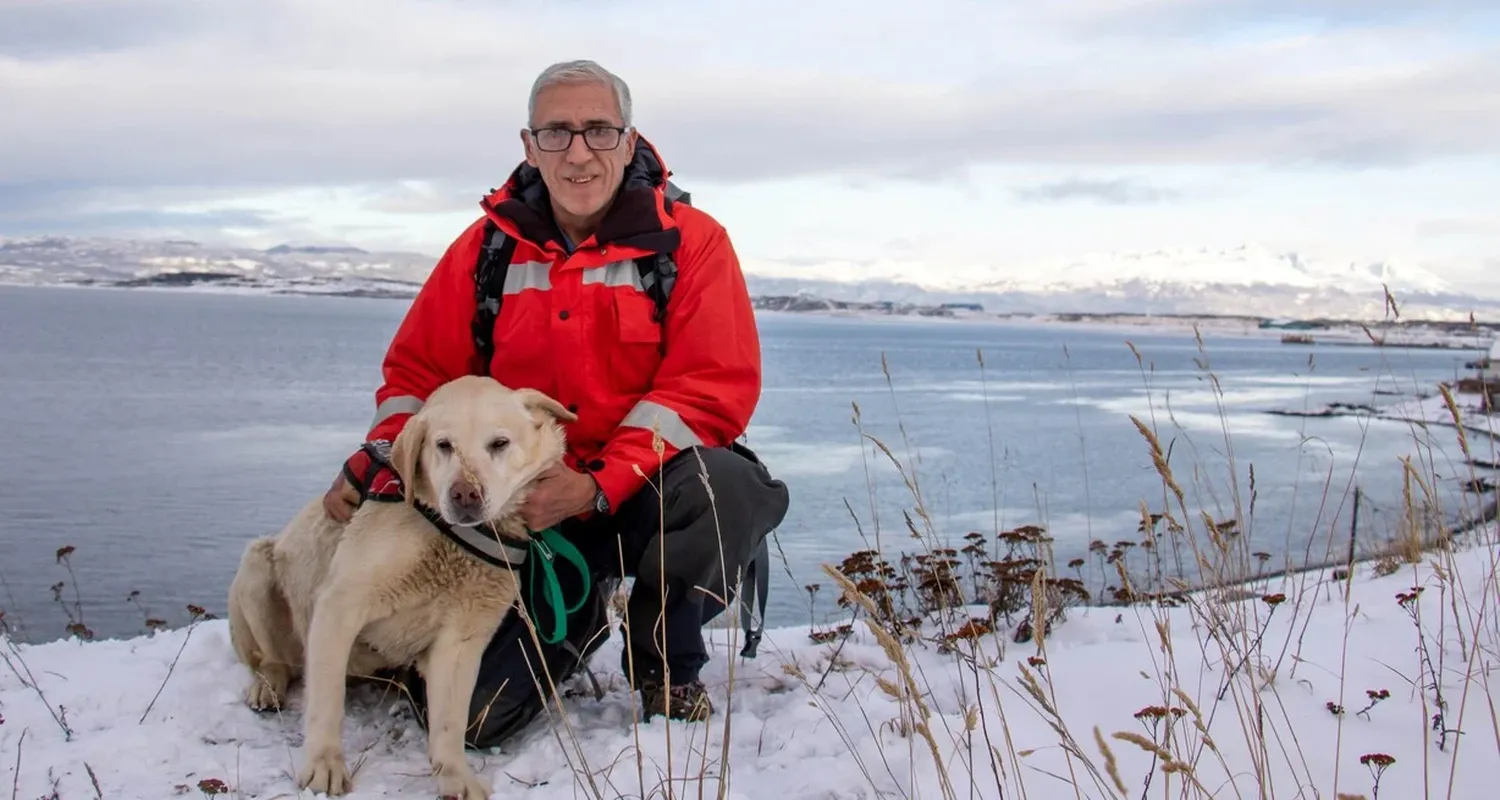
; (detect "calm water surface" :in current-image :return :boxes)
[0,285,1482,643]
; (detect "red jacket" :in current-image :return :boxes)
[364,138,762,511]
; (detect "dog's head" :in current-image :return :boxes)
[387,376,577,527]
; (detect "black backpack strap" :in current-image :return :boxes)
[725,440,775,659]
[662,178,691,212]
[635,178,687,322]
[738,535,772,658]
[634,252,677,323]
[471,221,518,375]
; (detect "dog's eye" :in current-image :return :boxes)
[435,438,453,454]
[487,437,510,454]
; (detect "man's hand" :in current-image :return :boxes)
[323,472,360,523]
[520,462,599,531]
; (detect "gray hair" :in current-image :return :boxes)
[527,60,633,127]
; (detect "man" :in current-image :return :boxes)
[322,59,790,741]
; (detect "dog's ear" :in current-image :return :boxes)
[388,415,428,505]
[516,388,578,425]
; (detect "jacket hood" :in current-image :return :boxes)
[481,135,681,255]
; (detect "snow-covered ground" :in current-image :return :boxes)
[1370,388,1500,445]
[1383,391,1498,424]
[979,312,1497,349]
[4,521,1498,799]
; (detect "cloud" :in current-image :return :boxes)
[359,181,481,216]
[0,0,222,60]
[1043,0,1500,34]
[1,0,1498,265]
[0,181,278,242]
[0,207,273,238]
[1413,215,1500,238]
[2,0,1497,194]
[0,180,278,235]
[1013,178,1182,205]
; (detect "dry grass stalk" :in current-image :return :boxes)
[10,293,1500,800]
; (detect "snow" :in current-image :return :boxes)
[995,312,1493,345]
[757,307,1496,353]
[744,243,1457,297]
[5,526,1498,799]
[10,235,1500,323]
[1375,388,1500,442]
[0,236,438,287]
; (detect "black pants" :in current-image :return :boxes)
[400,443,789,749]
[567,442,789,684]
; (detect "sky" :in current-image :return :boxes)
[2,0,1499,294]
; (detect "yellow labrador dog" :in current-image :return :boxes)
[227,375,576,799]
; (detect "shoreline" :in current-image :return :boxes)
[5,280,1493,349]
[1266,390,1500,443]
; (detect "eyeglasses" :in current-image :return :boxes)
[529,126,629,153]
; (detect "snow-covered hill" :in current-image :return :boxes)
[747,244,1457,296]
[2,236,1496,322]
[0,236,435,296]
[742,275,1500,322]
[741,245,1500,321]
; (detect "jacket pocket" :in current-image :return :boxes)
[613,290,663,345]
[609,291,664,394]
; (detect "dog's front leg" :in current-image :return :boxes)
[296,586,371,796]
[419,625,493,800]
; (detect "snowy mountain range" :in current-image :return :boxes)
[2,235,1496,322]
[740,245,1500,321]
[0,236,436,299]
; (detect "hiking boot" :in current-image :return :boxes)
[639,678,713,722]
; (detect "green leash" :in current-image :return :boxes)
[525,527,592,645]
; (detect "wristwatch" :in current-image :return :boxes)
[592,483,611,515]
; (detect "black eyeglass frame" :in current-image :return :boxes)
[528,125,631,152]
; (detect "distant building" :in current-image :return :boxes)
[1484,339,1500,382]
[1258,318,1322,331]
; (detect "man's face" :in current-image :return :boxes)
[522,80,637,230]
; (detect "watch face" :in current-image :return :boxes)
[594,490,609,513]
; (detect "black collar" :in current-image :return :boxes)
[368,494,530,568]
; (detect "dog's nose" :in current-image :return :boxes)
[449,480,483,516]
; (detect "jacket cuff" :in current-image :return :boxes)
[588,451,662,513]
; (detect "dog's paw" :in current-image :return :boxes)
[297,746,352,796]
[433,761,489,799]
[244,665,291,712]
[245,680,285,712]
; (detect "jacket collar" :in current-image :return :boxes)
[481,135,681,256]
